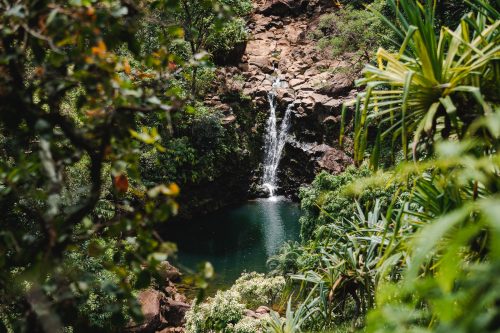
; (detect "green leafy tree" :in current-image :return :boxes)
[0,0,200,330]
[159,0,252,95]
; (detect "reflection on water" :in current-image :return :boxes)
[165,197,301,289]
[261,199,285,256]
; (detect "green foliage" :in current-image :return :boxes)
[267,241,303,276]
[206,18,248,62]
[316,1,389,58]
[0,0,218,330]
[185,272,279,333]
[162,0,252,94]
[312,0,392,76]
[272,3,500,333]
[185,289,246,333]
[344,0,500,167]
[61,238,135,330]
[435,1,470,28]
[267,296,313,333]
[364,138,500,332]
[232,316,266,333]
[140,105,243,186]
[298,167,397,240]
[232,272,286,309]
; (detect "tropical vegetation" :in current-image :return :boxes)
[263,0,500,332]
[1,0,499,332]
[0,0,251,331]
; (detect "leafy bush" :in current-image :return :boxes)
[282,2,500,332]
[185,272,283,333]
[140,106,238,186]
[232,272,285,309]
[62,239,134,330]
[206,18,248,59]
[194,67,217,96]
[267,241,303,276]
[298,166,397,239]
[186,106,227,152]
[231,316,266,333]
[313,0,392,75]
[185,289,245,333]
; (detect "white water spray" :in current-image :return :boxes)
[262,75,293,197]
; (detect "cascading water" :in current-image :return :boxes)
[262,75,293,197]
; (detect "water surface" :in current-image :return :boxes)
[167,197,301,289]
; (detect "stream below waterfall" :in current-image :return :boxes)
[167,197,301,290]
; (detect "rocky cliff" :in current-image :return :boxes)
[209,0,355,198]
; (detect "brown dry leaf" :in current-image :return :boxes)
[114,174,129,193]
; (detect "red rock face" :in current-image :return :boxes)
[205,0,358,198]
[126,262,190,333]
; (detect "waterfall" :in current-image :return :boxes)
[262,76,293,197]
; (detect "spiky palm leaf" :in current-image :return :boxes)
[340,0,500,168]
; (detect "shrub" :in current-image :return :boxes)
[313,0,391,75]
[185,272,283,333]
[185,290,245,333]
[62,239,133,330]
[231,272,285,309]
[187,107,226,152]
[206,18,248,63]
[298,166,397,239]
[194,67,217,97]
[231,316,267,333]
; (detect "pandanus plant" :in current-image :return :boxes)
[289,200,411,330]
[340,0,500,168]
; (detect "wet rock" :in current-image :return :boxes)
[249,183,272,198]
[276,88,295,100]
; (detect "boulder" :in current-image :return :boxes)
[248,56,271,69]
[158,261,181,283]
[127,289,167,333]
[222,115,237,125]
[317,74,354,97]
[255,305,271,314]
[289,78,305,87]
[244,309,259,319]
[318,147,353,174]
[164,298,191,328]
